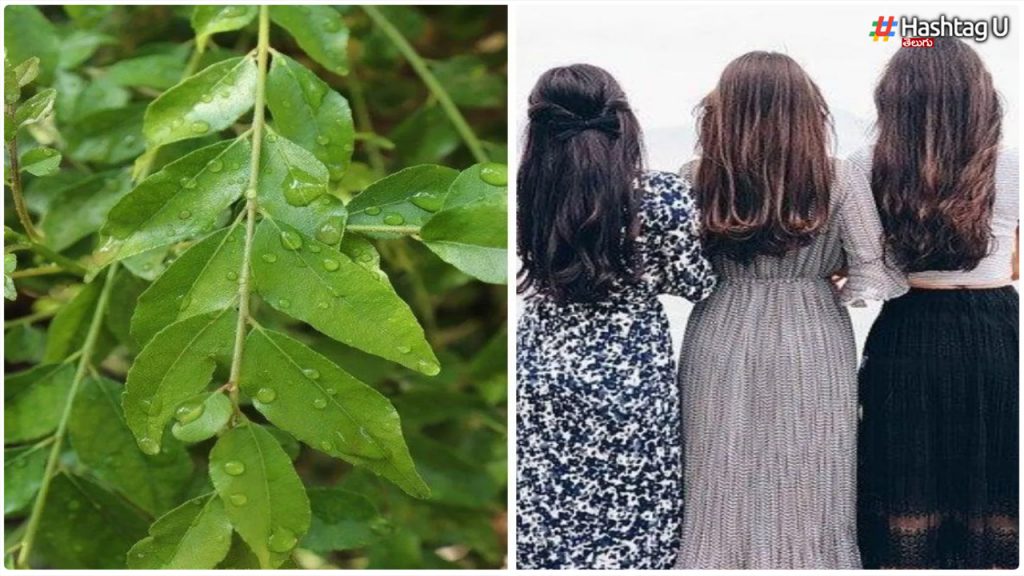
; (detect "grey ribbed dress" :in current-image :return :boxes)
[675,159,908,569]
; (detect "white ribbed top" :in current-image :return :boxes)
[847,147,1019,285]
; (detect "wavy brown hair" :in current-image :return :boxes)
[871,38,1001,272]
[516,64,645,303]
[695,51,833,262]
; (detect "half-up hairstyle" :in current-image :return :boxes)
[871,38,1001,272]
[695,51,834,262]
[517,64,645,303]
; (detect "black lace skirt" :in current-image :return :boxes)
[858,286,1019,569]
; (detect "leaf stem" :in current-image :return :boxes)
[362,5,490,164]
[226,5,271,422]
[183,35,209,78]
[5,107,43,243]
[15,263,118,569]
[5,230,88,277]
[10,264,63,279]
[346,224,421,236]
[2,307,57,329]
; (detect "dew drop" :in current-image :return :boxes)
[309,244,321,253]
[365,206,382,216]
[256,387,277,404]
[317,301,329,310]
[279,230,303,251]
[383,213,405,226]
[200,93,213,103]
[226,271,238,281]
[178,209,192,220]
[397,345,412,354]
[314,220,343,245]
[208,159,223,172]
[283,167,325,207]
[319,440,333,451]
[190,121,210,134]
[266,132,278,143]
[302,368,320,380]
[322,258,340,272]
[410,193,444,213]
[138,438,161,455]
[358,253,374,263]
[261,253,278,263]
[278,298,291,309]
[268,528,298,553]
[223,460,246,476]
[479,162,508,186]
[178,177,191,187]
[325,386,337,396]
[316,135,330,145]
[174,401,205,424]
[313,397,327,409]
[229,493,248,506]
[417,359,441,375]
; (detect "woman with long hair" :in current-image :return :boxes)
[675,52,907,568]
[516,64,715,569]
[853,38,1018,569]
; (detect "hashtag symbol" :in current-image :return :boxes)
[870,16,898,42]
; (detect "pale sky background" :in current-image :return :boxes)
[514,3,1020,354]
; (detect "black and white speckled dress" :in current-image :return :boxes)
[674,159,908,569]
[516,171,716,569]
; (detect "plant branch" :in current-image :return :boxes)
[3,307,57,329]
[183,35,209,78]
[226,5,270,423]
[15,263,118,569]
[10,264,63,279]
[5,230,88,277]
[362,5,490,164]
[347,224,421,236]
[5,109,43,243]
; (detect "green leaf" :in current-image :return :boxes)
[389,104,460,165]
[269,6,349,76]
[4,441,49,515]
[420,198,507,284]
[34,473,149,569]
[171,392,232,444]
[122,307,237,451]
[4,324,45,363]
[102,137,252,262]
[4,57,19,104]
[406,434,501,509]
[302,488,388,553]
[43,281,103,363]
[209,422,311,569]
[59,30,114,70]
[69,377,193,515]
[216,533,261,568]
[266,53,354,181]
[144,56,258,148]
[443,162,508,208]
[338,235,384,277]
[4,363,73,445]
[64,103,146,165]
[106,54,187,90]
[191,6,258,40]
[132,221,245,346]
[241,326,430,498]
[347,165,459,237]
[104,272,149,351]
[19,147,61,176]
[3,6,59,85]
[12,88,56,129]
[4,253,16,301]
[55,71,129,124]
[13,57,38,87]
[251,218,437,373]
[127,493,233,569]
[429,55,505,109]
[39,170,132,252]
[256,130,347,242]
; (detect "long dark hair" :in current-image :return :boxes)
[516,64,645,303]
[695,51,834,262]
[871,38,1001,272]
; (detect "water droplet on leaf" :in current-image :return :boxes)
[303,368,320,379]
[365,206,382,216]
[190,121,210,134]
[256,387,277,403]
[313,397,327,409]
[417,359,441,375]
[383,213,405,226]
[174,401,204,424]
[279,230,303,251]
[268,528,298,553]
[397,345,412,354]
[316,135,330,145]
[278,299,291,309]
[479,162,508,186]
[178,209,192,220]
[208,159,223,172]
[229,493,248,506]
[411,193,444,213]
[223,460,246,476]
[261,253,278,263]
[314,220,342,245]
[322,258,339,272]
[226,271,238,281]
[138,438,161,455]
[283,167,325,207]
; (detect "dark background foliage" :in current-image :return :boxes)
[4,5,507,569]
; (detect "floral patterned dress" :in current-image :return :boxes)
[516,171,716,569]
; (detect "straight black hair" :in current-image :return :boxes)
[516,64,645,303]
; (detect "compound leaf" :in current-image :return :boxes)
[126,493,233,569]
[251,217,437,373]
[4,362,71,444]
[123,307,237,451]
[347,165,458,237]
[102,137,251,262]
[266,52,354,181]
[269,6,349,75]
[209,422,310,569]
[69,377,193,516]
[144,56,258,148]
[131,221,245,346]
[241,327,430,499]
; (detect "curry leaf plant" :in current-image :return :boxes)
[5,5,507,570]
